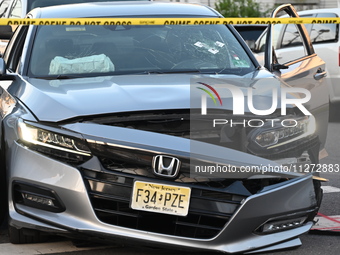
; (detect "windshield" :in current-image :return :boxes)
[28,25,255,78]
[27,0,146,12]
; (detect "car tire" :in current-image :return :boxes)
[8,225,48,244]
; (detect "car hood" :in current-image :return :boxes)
[14,71,282,122]
[14,72,315,180]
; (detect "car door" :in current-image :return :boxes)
[304,12,339,104]
[264,4,329,157]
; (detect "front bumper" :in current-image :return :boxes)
[8,141,319,254]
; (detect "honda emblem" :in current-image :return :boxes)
[152,155,181,178]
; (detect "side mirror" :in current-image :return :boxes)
[0,58,6,76]
[0,25,13,40]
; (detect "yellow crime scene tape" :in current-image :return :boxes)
[1,17,340,26]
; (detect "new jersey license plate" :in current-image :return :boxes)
[131,181,191,216]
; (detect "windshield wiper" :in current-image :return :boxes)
[33,74,86,80]
[161,70,213,74]
[129,70,218,75]
[55,74,85,79]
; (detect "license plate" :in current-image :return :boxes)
[131,181,191,216]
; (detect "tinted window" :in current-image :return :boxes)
[28,25,255,77]
[234,25,267,41]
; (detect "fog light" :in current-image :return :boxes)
[22,193,55,207]
[261,216,307,233]
[13,181,65,213]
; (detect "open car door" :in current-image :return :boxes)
[263,4,329,160]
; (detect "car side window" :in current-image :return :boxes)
[255,30,266,53]
[275,22,309,62]
[268,10,315,65]
[254,24,283,53]
[281,24,303,48]
[8,0,21,18]
[260,5,316,71]
[0,0,10,17]
[3,26,28,72]
[309,13,338,43]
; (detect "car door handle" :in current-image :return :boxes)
[314,69,327,80]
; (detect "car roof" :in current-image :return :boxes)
[297,8,340,16]
[29,1,221,19]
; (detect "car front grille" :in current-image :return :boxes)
[81,168,246,239]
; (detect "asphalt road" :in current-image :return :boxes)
[0,122,339,255]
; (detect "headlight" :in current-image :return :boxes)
[251,116,316,149]
[18,119,91,164]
